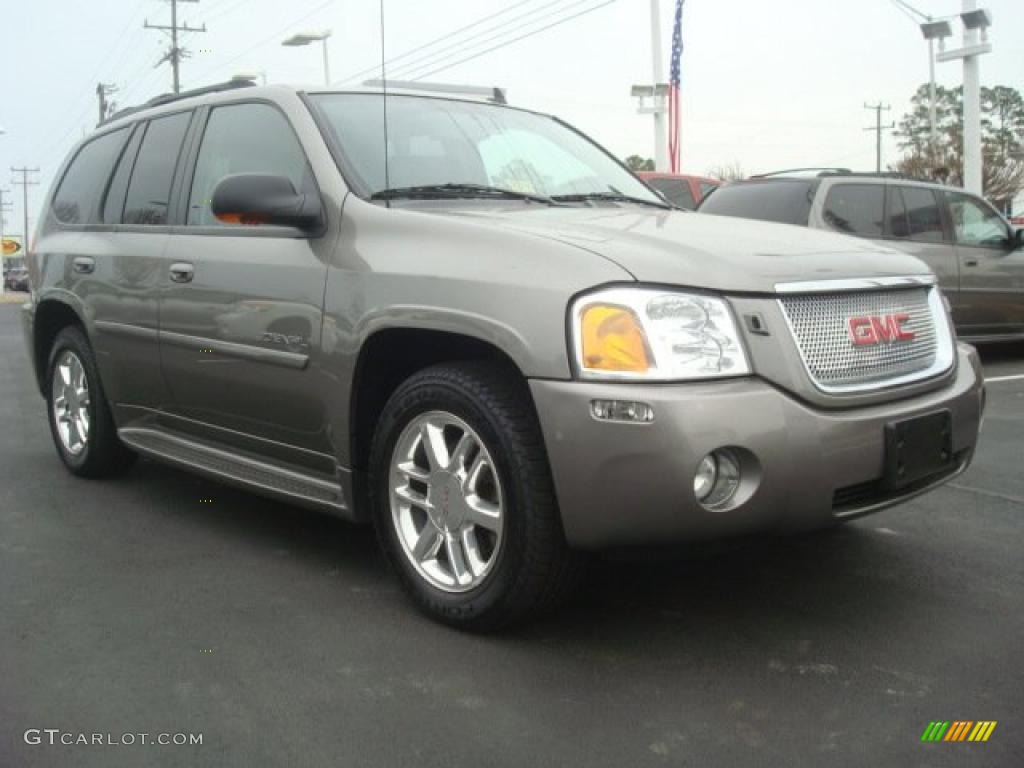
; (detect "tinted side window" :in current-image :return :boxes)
[187,103,311,226]
[901,187,945,242]
[823,184,885,237]
[697,180,814,226]
[648,178,696,209]
[52,128,130,224]
[947,191,1009,247]
[102,125,144,224]
[123,111,192,225]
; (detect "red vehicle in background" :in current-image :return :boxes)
[636,172,720,210]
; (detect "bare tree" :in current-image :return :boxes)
[706,161,746,181]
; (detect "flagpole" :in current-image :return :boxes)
[649,0,669,172]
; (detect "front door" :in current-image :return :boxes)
[946,191,1024,338]
[156,101,332,467]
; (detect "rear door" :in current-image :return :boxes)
[945,190,1024,338]
[40,113,192,423]
[157,100,332,467]
[883,184,960,313]
[93,111,195,418]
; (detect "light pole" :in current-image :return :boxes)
[630,1,669,172]
[282,30,332,86]
[919,20,953,156]
[937,3,993,195]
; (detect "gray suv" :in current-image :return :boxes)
[698,171,1024,342]
[22,83,984,628]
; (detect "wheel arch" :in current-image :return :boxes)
[32,295,88,395]
[349,327,535,478]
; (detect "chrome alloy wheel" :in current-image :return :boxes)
[389,411,504,593]
[51,349,91,456]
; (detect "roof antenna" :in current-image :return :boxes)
[379,0,391,206]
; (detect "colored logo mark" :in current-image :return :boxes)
[921,721,997,742]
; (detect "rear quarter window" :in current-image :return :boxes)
[697,180,814,226]
[52,127,130,224]
[647,178,697,209]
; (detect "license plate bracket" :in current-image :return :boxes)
[883,410,953,491]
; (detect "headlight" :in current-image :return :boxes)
[571,287,750,381]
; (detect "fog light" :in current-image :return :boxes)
[590,399,654,423]
[694,448,742,508]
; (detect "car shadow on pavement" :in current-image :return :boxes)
[124,455,917,647]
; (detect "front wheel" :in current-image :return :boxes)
[369,362,584,630]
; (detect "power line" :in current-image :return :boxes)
[339,0,557,85]
[145,0,207,94]
[406,0,618,82]
[388,0,597,82]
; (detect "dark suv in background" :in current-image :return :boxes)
[699,171,1024,342]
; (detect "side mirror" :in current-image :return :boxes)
[1015,228,1024,249]
[211,173,322,230]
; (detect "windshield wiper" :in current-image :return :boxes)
[551,192,669,209]
[370,183,559,205]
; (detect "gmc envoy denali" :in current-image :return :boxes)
[22,81,984,628]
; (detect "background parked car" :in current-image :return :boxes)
[698,170,1024,343]
[4,266,29,292]
[637,172,719,210]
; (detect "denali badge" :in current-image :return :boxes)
[848,313,915,346]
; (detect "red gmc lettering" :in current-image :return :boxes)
[848,313,915,345]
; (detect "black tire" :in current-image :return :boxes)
[369,361,585,630]
[45,326,135,478]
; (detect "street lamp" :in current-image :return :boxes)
[918,19,952,158]
[936,3,993,195]
[282,30,332,86]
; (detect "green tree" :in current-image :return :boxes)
[893,83,1024,211]
[624,155,655,172]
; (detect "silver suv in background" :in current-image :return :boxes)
[22,83,984,629]
[698,171,1024,342]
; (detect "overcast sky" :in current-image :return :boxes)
[1,0,1021,241]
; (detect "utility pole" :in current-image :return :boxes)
[960,0,982,194]
[145,0,206,94]
[863,103,894,172]
[96,82,118,124]
[10,167,40,257]
[0,188,12,297]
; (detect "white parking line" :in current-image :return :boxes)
[984,374,1024,383]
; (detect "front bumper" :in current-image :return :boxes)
[530,344,984,551]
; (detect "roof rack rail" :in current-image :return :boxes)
[101,79,258,125]
[750,167,852,178]
[817,170,935,182]
[361,79,507,104]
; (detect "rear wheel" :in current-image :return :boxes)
[369,361,584,630]
[46,326,135,478]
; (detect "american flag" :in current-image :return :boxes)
[668,0,685,173]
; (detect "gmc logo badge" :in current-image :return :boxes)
[848,313,916,346]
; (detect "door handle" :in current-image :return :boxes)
[964,258,979,267]
[72,256,95,274]
[169,262,194,283]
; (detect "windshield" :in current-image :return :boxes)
[309,93,662,204]
[698,179,815,226]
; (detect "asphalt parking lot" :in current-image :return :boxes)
[1,301,1022,768]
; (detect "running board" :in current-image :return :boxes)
[118,427,350,517]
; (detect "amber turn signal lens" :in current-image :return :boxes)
[580,304,653,373]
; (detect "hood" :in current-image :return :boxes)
[428,205,931,294]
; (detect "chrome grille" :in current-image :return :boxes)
[779,286,944,392]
